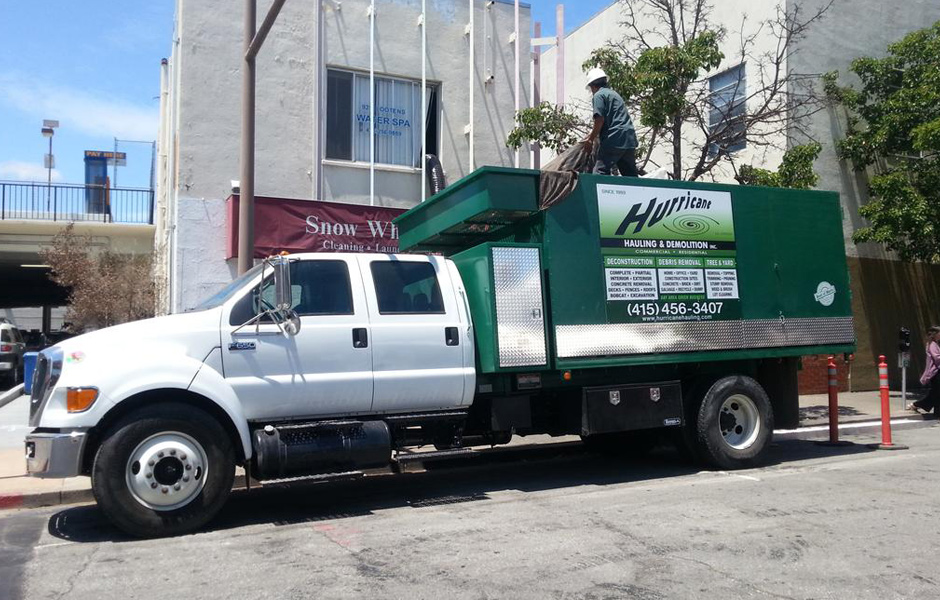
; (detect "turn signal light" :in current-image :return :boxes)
[67,387,99,413]
[562,370,572,381]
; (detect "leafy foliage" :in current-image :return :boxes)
[507,0,831,182]
[586,31,723,131]
[506,102,586,153]
[825,21,940,262]
[40,224,155,332]
[736,143,822,189]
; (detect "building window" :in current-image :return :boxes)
[326,68,439,168]
[708,63,746,155]
[370,261,445,314]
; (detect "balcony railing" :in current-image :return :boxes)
[0,182,154,225]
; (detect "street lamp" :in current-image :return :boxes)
[41,120,58,211]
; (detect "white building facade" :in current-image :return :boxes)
[155,0,531,312]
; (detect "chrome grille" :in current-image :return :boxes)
[29,348,62,427]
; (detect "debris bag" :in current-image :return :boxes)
[538,141,596,210]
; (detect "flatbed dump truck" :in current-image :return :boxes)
[25,168,855,536]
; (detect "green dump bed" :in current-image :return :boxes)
[395,167,855,373]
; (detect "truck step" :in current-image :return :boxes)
[393,448,477,465]
[384,410,468,424]
[258,470,364,487]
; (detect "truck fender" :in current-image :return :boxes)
[186,347,253,460]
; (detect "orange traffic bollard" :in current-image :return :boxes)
[870,354,908,451]
[816,356,852,446]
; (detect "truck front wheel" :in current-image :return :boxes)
[91,402,236,538]
[696,376,773,470]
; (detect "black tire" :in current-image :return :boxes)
[581,429,660,458]
[696,375,773,470]
[91,402,236,538]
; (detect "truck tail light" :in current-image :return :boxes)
[67,387,99,413]
[0,344,11,352]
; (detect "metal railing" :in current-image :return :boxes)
[0,182,154,225]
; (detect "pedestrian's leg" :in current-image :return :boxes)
[914,377,938,411]
[927,377,940,413]
[616,148,639,177]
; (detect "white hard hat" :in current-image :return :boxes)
[585,67,608,90]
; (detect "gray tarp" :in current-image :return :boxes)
[538,142,596,210]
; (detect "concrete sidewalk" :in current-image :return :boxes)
[0,388,935,511]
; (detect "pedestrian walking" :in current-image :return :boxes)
[908,325,940,414]
[583,68,639,177]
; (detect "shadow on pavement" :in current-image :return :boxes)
[46,437,878,544]
[799,404,865,422]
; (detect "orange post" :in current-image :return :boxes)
[869,354,908,450]
[827,356,839,443]
[878,354,892,446]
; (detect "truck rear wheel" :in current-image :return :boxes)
[91,402,236,538]
[696,376,773,470]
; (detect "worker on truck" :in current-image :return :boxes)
[583,67,638,177]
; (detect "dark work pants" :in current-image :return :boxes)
[593,146,639,177]
[914,376,940,413]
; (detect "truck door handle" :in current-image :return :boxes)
[445,326,459,346]
[352,328,368,348]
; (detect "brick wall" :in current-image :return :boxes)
[798,354,851,394]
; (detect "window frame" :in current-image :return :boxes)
[369,260,446,316]
[227,260,356,326]
[707,63,747,156]
[324,66,440,169]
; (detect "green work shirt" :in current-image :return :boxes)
[592,87,637,151]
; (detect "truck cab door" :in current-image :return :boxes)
[221,257,373,421]
[359,255,472,413]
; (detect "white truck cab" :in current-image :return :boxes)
[26,253,474,536]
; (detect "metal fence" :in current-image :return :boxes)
[0,182,154,225]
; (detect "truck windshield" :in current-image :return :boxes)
[189,263,265,312]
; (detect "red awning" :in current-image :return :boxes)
[226,195,407,259]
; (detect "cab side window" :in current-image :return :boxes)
[229,260,354,325]
[371,261,445,314]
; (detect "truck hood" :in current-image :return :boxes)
[52,309,223,368]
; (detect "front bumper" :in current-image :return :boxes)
[25,430,87,478]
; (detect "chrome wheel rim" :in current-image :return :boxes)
[125,432,208,511]
[719,394,761,450]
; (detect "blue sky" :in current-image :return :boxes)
[0,0,612,189]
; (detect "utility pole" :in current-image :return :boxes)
[238,0,288,275]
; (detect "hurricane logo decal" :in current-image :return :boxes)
[663,215,720,237]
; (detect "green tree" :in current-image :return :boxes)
[508,0,831,181]
[736,143,822,189]
[825,21,940,262]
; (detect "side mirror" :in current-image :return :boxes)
[269,255,301,336]
[271,256,292,311]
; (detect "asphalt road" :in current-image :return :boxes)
[2,427,939,600]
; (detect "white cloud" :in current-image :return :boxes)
[0,74,159,141]
[0,161,62,183]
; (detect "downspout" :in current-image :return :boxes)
[421,0,427,202]
[514,0,519,167]
[369,0,375,206]
[468,0,475,171]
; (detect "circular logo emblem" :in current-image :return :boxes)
[814,281,836,307]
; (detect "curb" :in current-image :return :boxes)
[775,416,936,441]
[0,487,95,511]
[0,474,252,512]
